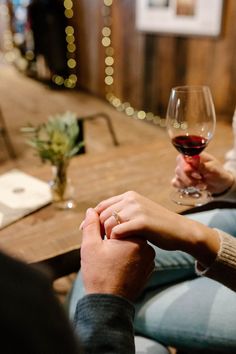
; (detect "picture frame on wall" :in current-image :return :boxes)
[136,0,224,37]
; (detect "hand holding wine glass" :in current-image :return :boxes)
[172,152,235,197]
[166,86,216,206]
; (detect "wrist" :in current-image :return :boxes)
[84,282,135,301]
[181,220,220,268]
[212,171,235,197]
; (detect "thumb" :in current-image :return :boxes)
[199,152,216,163]
[198,152,218,174]
[184,155,200,169]
[82,208,102,246]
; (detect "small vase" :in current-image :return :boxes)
[50,159,77,210]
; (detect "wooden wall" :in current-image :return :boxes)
[74,0,236,119]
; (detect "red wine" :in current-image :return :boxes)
[172,135,208,156]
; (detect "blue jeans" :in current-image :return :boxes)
[68,208,236,353]
[134,208,236,353]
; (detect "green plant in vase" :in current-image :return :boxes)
[22,111,83,209]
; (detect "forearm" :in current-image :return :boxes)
[74,294,135,354]
[146,211,220,268]
[180,218,221,269]
[149,211,236,291]
[175,218,236,291]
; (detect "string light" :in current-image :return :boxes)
[0,2,15,62]
[0,1,77,89]
[101,0,165,126]
[52,0,77,88]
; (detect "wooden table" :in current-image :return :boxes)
[0,141,207,277]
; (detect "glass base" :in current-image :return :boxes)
[170,187,213,207]
[53,198,78,210]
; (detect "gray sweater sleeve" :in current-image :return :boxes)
[73,294,135,354]
[196,229,236,291]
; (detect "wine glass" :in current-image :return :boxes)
[166,85,216,206]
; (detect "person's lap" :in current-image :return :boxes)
[187,207,236,237]
[144,208,236,289]
[135,276,236,353]
[134,208,236,352]
[67,271,171,354]
[68,208,236,353]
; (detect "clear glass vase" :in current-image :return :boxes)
[50,159,77,210]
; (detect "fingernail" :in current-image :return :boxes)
[79,220,85,230]
[191,172,202,179]
[86,208,94,216]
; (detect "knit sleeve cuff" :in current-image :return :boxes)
[74,294,135,353]
[195,229,236,276]
[75,293,135,321]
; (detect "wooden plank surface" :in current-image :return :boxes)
[0,65,234,269]
[0,116,234,266]
[0,141,185,264]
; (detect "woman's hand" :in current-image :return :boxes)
[95,191,220,268]
[172,152,234,195]
[95,191,195,250]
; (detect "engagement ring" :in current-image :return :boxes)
[112,211,121,225]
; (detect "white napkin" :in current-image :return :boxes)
[0,170,51,209]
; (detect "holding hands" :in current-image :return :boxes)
[81,208,155,301]
[81,151,233,297]
[95,190,220,269]
[95,191,195,251]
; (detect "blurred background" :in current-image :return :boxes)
[0,0,235,121]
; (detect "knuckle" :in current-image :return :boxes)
[96,201,104,210]
[135,203,145,216]
[176,154,182,163]
[125,190,137,200]
[124,191,140,205]
[99,211,107,223]
[175,166,181,176]
[135,215,146,230]
[132,242,141,252]
[175,177,182,185]
[184,165,191,174]
[104,218,111,230]
[171,177,178,187]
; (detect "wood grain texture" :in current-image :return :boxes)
[0,124,233,266]
[73,0,236,119]
[0,64,233,269]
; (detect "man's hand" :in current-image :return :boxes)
[80,208,155,301]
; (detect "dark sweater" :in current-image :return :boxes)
[0,251,135,353]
